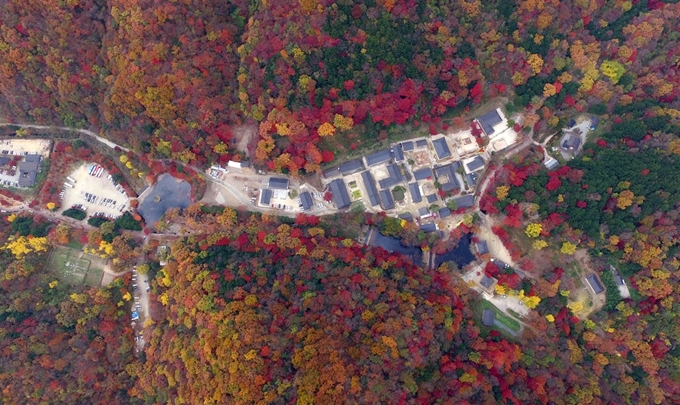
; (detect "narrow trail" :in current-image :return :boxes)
[0,122,130,152]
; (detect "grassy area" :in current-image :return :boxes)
[564,261,585,289]
[505,226,533,254]
[387,122,430,142]
[482,300,522,333]
[67,240,84,250]
[46,246,104,287]
[472,298,522,336]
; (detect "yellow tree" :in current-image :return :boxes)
[532,240,548,250]
[543,83,557,97]
[616,190,635,210]
[318,122,336,137]
[560,241,577,255]
[600,60,626,84]
[525,223,543,238]
[527,54,544,75]
[333,114,354,131]
[495,185,510,201]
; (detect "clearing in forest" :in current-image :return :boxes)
[46,245,104,286]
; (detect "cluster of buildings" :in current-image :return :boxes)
[258,177,317,212]
[0,153,42,188]
[320,109,517,232]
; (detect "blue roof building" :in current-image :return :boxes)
[438,207,451,218]
[415,139,428,148]
[426,194,438,203]
[401,141,414,151]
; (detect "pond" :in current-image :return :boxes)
[434,233,475,269]
[138,173,191,227]
[368,229,423,265]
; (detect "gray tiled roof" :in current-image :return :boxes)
[586,274,605,294]
[432,137,452,159]
[453,195,474,208]
[361,171,380,207]
[466,156,485,172]
[408,183,422,203]
[378,164,403,189]
[322,166,341,178]
[480,275,495,289]
[379,189,395,210]
[393,144,405,162]
[330,179,351,209]
[300,191,313,210]
[399,212,413,221]
[339,159,365,175]
[413,167,433,181]
[269,177,289,189]
[260,189,272,205]
[434,164,460,192]
[482,309,495,326]
[476,240,489,255]
[364,149,393,167]
[420,223,437,232]
[465,173,478,187]
[477,109,503,135]
[562,135,581,150]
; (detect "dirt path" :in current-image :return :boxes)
[0,122,130,152]
[232,124,257,157]
[477,215,515,266]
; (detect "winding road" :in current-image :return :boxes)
[1,119,536,338]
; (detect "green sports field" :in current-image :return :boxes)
[46,246,104,286]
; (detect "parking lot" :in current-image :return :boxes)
[59,162,130,218]
[0,162,19,187]
[0,138,51,158]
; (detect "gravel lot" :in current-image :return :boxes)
[59,162,130,218]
